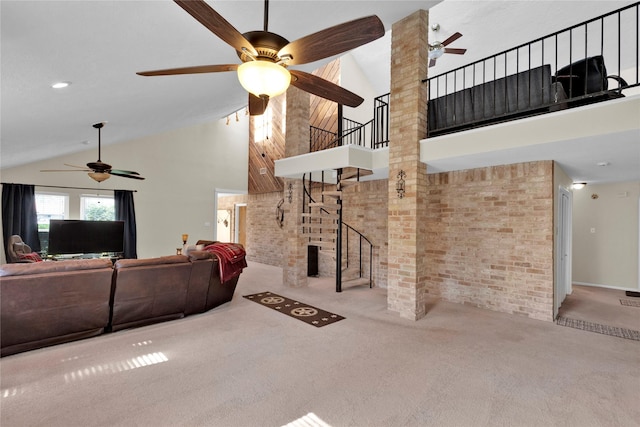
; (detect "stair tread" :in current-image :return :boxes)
[304,235,337,240]
[340,167,374,180]
[303,225,339,232]
[301,212,339,219]
[309,202,340,209]
[306,241,336,249]
[322,191,342,198]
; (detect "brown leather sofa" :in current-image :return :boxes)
[110,255,193,331]
[1,251,243,356]
[185,251,217,315]
[185,248,241,313]
[0,258,114,356]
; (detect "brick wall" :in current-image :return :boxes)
[341,180,389,287]
[387,9,430,320]
[424,161,554,321]
[245,191,286,267]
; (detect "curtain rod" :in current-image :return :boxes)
[1,183,137,192]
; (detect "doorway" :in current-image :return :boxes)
[214,189,247,244]
[555,186,572,318]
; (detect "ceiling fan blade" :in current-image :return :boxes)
[290,70,363,107]
[64,163,90,169]
[174,0,257,56]
[40,169,86,172]
[137,64,238,77]
[279,15,384,66]
[110,169,141,176]
[441,32,462,46]
[109,170,145,180]
[444,48,467,55]
[429,58,437,68]
[248,94,268,116]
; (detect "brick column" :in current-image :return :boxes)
[387,10,430,320]
[283,86,310,287]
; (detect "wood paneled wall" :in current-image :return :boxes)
[247,58,341,194]
[310,59,340,132]
[248,94,285,194]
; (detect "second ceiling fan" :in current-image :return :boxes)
[428,29,467,67]
[137,0,385,115]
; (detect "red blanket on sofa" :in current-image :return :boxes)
[204,243,247,283]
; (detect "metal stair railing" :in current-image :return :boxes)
[302,172,373,291]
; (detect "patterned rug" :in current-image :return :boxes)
[620,299,640,307]
[556,316,640,341]
[243,292,345,328]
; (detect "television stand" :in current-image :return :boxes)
[49,253,122,263]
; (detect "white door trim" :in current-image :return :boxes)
[555,186,573,318]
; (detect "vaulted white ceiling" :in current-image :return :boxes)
[2,1,637,184]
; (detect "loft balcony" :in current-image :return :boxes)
[276,3,640,184]
[425,2,639,137]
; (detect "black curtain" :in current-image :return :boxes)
[114,190,138,259]
[2,183,41,259]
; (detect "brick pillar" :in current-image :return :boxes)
[387,10,430,320]
[283,86,310,287]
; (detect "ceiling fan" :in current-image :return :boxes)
[137,0,385,115]
[41,123,145,183]
[428,27,467,67]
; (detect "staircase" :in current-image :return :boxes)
[302,172,373,292]
[297,95,386,292]
[303,195,340,256]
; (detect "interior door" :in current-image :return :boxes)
[555,187,572,317]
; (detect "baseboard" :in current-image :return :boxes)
[573,281,640,292]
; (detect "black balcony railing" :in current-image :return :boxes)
[309,93,391,152]
[425,2,640,137]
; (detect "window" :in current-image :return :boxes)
[35,193,68,231]
[35,192,69,255]
[80,195,115,221]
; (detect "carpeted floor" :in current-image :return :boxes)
[557,284,640,334]
[1,262,639,427]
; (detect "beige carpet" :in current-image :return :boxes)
[558,284,640,333]
[1,262,639,427]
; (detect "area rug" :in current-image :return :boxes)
[243,292,345,327]
[620,299,640,307]
[556,316,640,341]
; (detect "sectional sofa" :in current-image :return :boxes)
[0,251,242,356]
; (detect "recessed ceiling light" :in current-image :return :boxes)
[51,81,70,89]
[596,161,610,167]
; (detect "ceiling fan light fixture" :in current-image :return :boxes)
[51,81,70,89]
[428,43,445,59]
[571,182,587,190]
[88,172,110,182]
[237,61,291,98]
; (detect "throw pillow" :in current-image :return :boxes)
[19,252,43,262]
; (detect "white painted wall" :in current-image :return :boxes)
[340,53,379,126]
[1,117,249,261]
[572,181,640,290]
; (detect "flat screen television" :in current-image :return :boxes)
[47,220,124,255]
